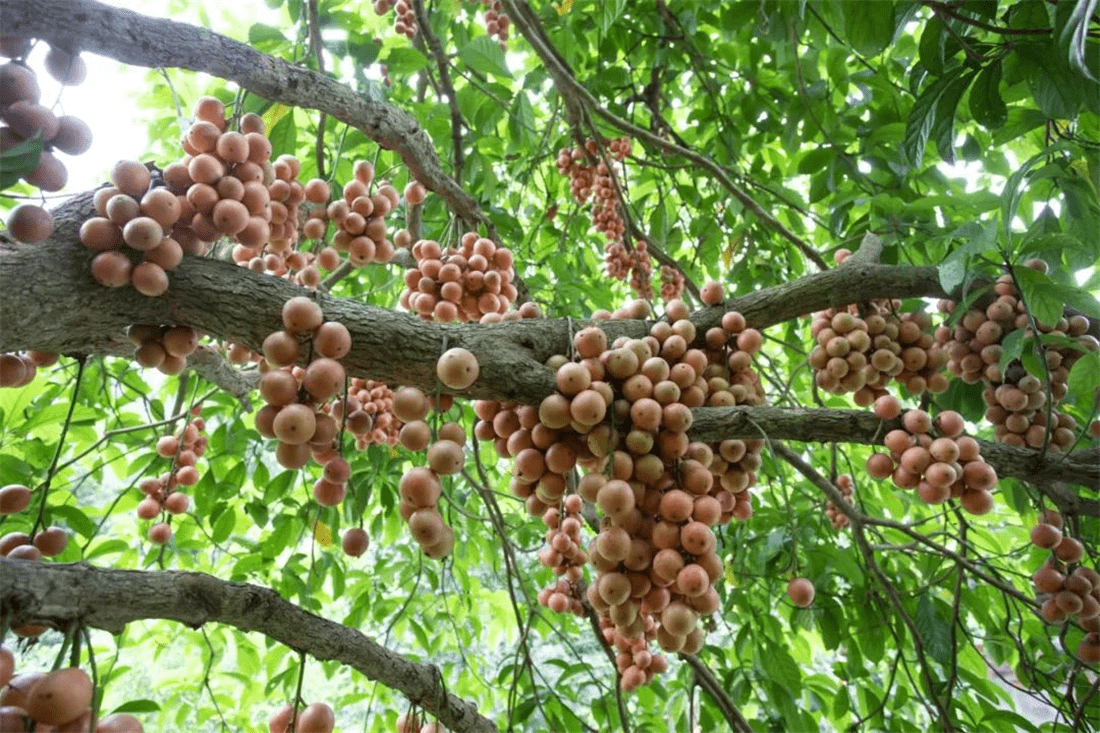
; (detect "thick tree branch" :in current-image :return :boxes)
[0,559,497,733]
[2,197,1093,494]
[1,194,944,405]
[694,405,1099,502]
[0,0,487,229]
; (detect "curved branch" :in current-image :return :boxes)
[0,0,486,227]
[0,559,496,733]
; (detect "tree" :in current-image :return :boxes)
[0,0,1098,730]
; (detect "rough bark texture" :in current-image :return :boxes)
[0,559,497,733]
[1,194,946,406]
[2,194,1096,494]
[0,0,485,228]
[692,405,1100,504]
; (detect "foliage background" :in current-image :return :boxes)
[1,0,1099,731]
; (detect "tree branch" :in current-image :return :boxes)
[0,0,487,228]
[1,193,945,404]
[0,559,497,733]
[2,197,1094,494]
[696,405,1100,499]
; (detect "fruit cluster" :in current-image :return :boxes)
[478,0,511,50]
[268,701,336,733]
[554,137,653,299]
[373,0,418,39]
[0,665,141,733]
[330,378,404,450]
[658,264,684,302]
[393,384,466,559]
[935,264,1096,450]
[138,405,209,543]
[79,160,195,296]
[127,324,202,375]
[399,233,518,322]
[865,404,998,513]
[254,298,351,481]
[473,299,766,690]
[299,160,399,269]
[809,301,949,406]
[1029,510,1100,663]
[536,494,589,616]
[0,485,69,573]
[0,350,56,388]
[825,474,853,530]
[1,38,94,243]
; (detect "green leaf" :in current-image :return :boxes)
[0,133,43,191]
[48,504,96,538]
[937,218,999,292]
[842,0,894,58]
[1055,0,1099,82]
[1067,351,1100,408]
[212,507,237,544]
[918,17,946,76]
[1054,282,1100,318]
[903,70,975,167]
[969,61,1007,129]
[1014,266,1066,328]
[999,328,1026,370]
[508,92,535,148]
[979,711,1041,733]
[598,0,627,34]
[915,595,952,665]
[1001,143,1073,241]
[266,111,297,159]
[383,47,428,76]
[85,538,130,561]
[110,699,161,714]
[1015,42,1087,119]
[459,36,511,80]
[248,23,287,45]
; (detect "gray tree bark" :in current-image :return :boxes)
[0,559,497,733]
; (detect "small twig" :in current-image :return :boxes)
[32,355,88,538]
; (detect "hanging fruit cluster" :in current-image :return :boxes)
[478,0,511,50]
[825,474,853,530]
[126,324,202,375]
[865,404,998,513]
[471,294,767,690]
[2,36,93,244]
[1029,510,1100,663]
[809,301,949,406]
[935,265,1095,451]
[139,405,208,543]
[299,160,399,270]
[554,137,654,299]
[373,0,418,39]
[254,298,351,481]
[399,233,517,322]
[0,350,56,388]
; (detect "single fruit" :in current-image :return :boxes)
[787,577,815,607]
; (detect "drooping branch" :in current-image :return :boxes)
[0,559,497,733]
[0,0,486,228]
